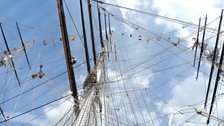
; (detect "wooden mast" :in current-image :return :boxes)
[56,0,79,112]
[87,0,97,65]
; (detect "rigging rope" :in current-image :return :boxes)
[0,94,72,124]
[93,0,222,34]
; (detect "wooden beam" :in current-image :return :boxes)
[56,0,79,112]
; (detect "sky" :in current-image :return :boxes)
[0,0,223,126]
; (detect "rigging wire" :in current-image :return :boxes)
[105,60,128,125]
[120,52,154,125]
[0,94,72,124]
[0,59,89,97]
[95,3,222,62]
[114,55,140,125]
[97,7,194,58]
[93,0,222,34]
[1,1,223,125]
[108,49,182,125]
[99,7,217,83]
[62,108,75,126]
[0,71,67,105]
[99,4,224,85]
[63,0,85,48]
[97,5,224,125]
[54,105,73,126]
[20,99,73,126]
[107,32,224,124]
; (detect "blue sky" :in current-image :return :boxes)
[0,0,223,126]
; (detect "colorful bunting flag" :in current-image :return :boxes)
[157,36,161,41]
[53,39,56,46]
[43,40,47,45]
[138,35,142,41]
[147,36,151,43]
[70,35,75,41]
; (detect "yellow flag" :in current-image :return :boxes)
[157,36,161,41]
[147,36,151,43]
[70,36,75,41]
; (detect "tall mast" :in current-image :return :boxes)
[205,10,223,109]
[108,14,112,38]
[56,0,79,112]
[80,0,91,73]
[97,0,104,48]
[104,12,109,42]
[16,22,32,69]
[207,40,224,124]
[196,15,207,80]
[193,18,201,67]
[104,12,109,59]
[87,0,97,65]
[207,9,224,124]
[0,23,21,86]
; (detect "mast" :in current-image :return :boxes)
[0,23,21,86]
[108,14,112,42]
[80,0,91,73]
[196,15,207,80]
[104,12,109,59]
[16,22,32,69]
[87,0,97,65]
[56,0,79,112]
[207,9,224,124]
[104,12,109,42]
[207,40,224,124]
[193,18,201,67]
[205,10,223,108]
[97,0,104,48]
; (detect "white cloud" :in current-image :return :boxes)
[133,73,153,88]
[152,0,222,47]
[152,0,221,24]
[44,98,73,125]
[9,112,48,126]
[106,0,150,32]
[10,96,74,126]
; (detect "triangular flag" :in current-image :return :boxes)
[157,36,161,41]
[53,39,56,46]
[147,36,151,43]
